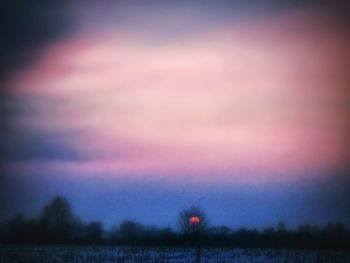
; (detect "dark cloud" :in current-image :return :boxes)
[0,93,87,163]
[0,1,74,168]
[0,0,347,80]
[0,0,73,80]
[0,130,87,163]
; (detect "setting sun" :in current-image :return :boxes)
[189,216,201,225]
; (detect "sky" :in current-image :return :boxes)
[0,0,349,229]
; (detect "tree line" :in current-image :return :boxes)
[0,196,349,249]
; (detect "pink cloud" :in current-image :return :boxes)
[6,7,349,183]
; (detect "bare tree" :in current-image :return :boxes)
[178,206,208,236]
[178,206,208,262]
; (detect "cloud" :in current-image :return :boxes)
[0,94,88,163]
[0,0,73,80]
[5,6,348,179]
[0,130,86,163]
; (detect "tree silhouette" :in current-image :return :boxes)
[118,220,142,245]
[86,221,103,244]
[40,196,74,242]
[1,195,349,249]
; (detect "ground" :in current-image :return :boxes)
[1,246,350,263]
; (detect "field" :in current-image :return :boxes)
[1,246,349,263]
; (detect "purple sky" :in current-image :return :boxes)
[1,0,349,229]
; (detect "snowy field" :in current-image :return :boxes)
[1,246,349,263]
